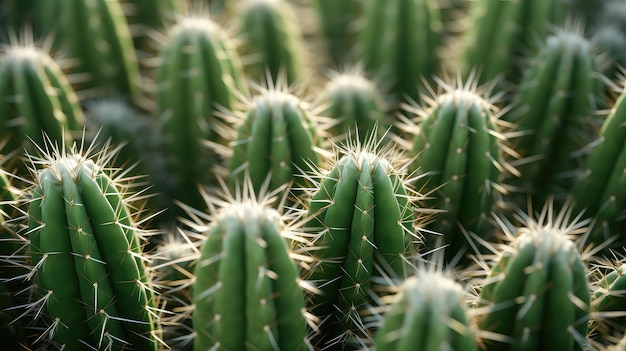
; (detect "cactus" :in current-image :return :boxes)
[22,141,162,350]
[401,78,508,264]
[571,78,626,249]
[477,202,591,351]
[508,28,603,207]
[357,0,443,104]
[313,0,363,66]
[155,13,246,211]
[227,86,321,194]
[35,0,143,102]
[315,69,389,144]
[191,181,310,351]
[0,41,83,165]
[234,0,307,85]
[459,0,565,87]
[124,0,186,52]
[590,262,626,346]
[303,137,419,349]
[374,270,477,351]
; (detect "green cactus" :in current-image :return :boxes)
[156,14,246,211]
[151,236,199,351]
[303,138,419,349]
[315,70,389,144]
[508,28,603,207]
[124,0,186,52]
[590,262,626,346]
[23,142,162,350]
[35,0,143,102]
[234,0,307,85]
[459,0,565,87]
[227,87,321,194]
[570,67,626,250]
[357,0,443,104]
[402,79,507,264]
[313,0,363,66]
[477,202,591,351]
[192,184,310,351]
[374,270,477,351]
[0,42,83,165]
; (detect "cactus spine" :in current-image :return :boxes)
[192,185,309,351]
[24,143,161,350]
[303,139,418,349]
[374,271,477,351]
[477,203,591,350]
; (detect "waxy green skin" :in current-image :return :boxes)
[510,31,601,206]
[229,91,320,193]
[27,158,159,350]
[572,86,626,247]
[357,0,442,103]
[478,228,590,351]
[408,91,500,262]
[314,0,363,66]
[591,264,626,342]
[124,0,185,51]
[375,273,476,351]
[305,151,415,349]
[460,0,564,87]
[36,0,142,101]
[192,203,308,351]
[236,0,306,85]
[0,47,83,157]
[157,16,246,211]
[319,73,388,143]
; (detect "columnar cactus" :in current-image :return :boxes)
[357,0,443,104]
[36,0,143,101]
[0,42,83,162]
[192,183,310,351]
[156,14,246,210]
[459,0,565,87]
[313,0,363,66]
[303,139,419,349]
[401,79,507,264]
[227,87,321,193]
[590,262,626,345]
[234,0,307,85]
[315,70,388,143]
[124,0,186,51]
[571,80,626,248]
[374,270,477,351]
[23,142,161,350]
[508,28,603,206]
[477,202,591,351]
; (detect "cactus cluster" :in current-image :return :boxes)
[1,0,626,350]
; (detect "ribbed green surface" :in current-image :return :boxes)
[314,0,362,66]
[375,272,476,351]
[36,0,142,100]
[460,0,565,86]
[304,149,416,349]
[318,72,388,143]
[509,30,601,206]
[192,202,308,351]
[229,90,320,192]
[572,85,626,246]
[27,156,159,350]
[0,46,83,156]
[407,88,501,262]
[156,15,246,210]
[357,0,442,102]
[235,0,306,84]
[478,224,590,350]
